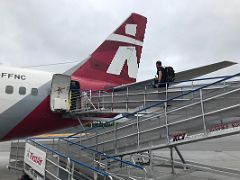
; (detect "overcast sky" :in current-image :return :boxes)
[0,0,240,81]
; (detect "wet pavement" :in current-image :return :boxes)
[0,134,240,179]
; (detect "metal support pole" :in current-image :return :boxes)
[77,117,85,132]
[79,132,82,146]
[165,102,170,143]
[165,83,168,101]
[114,122,118,154]
[98,90,100,109]
[174,146,187,170]
[137,113,140,150]
[120,156,123,168]
[23,139,30,173]
[191,80,195,105]
[93,152,98,180]
[57,155,60,178]
[89,90,92,102]
[71,162,75,179]
[200,89,207,134]
[149,149,154,178]
[111,89,114,111]
[57,138,61,154]
[96,131,99,151]
[128,163,131,179]
[126,87,129,112]
[15,140,20,168]
[43,149,47,179]
[67,157,71,180]
[170,147,175,174]
[144,85,147,107]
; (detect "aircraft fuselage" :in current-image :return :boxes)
[0,66,80,141]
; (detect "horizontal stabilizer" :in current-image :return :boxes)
[175,61,237,82]
[114,61,237,91]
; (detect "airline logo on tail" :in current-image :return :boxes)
[70,13,147,86]
[107,24,142,79]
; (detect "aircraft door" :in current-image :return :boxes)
[50,74,71,112]
[70,81,81,111]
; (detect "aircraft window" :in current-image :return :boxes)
[5,86,13,94]
[19,87,26,95]
[31,88,38,96]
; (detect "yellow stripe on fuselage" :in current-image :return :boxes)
[35,133,75,138]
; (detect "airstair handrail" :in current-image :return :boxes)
[61,138,145,170]
[69,72,240,137]
[133,72,240,113]
[27,138,113,179]
[79,74,239,93]
[70,75,239,103]
[155,75,239,87]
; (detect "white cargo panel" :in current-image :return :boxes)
[50,74,71,112]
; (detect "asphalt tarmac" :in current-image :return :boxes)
[0,134,240,180]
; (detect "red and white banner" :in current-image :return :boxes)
[24,143,46,176]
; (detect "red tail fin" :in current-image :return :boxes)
[69,13,147,89]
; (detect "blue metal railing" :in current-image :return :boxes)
[155,75,240,87]
[61,138,145,170]
[69,72,240,138]
[28,138,112,179]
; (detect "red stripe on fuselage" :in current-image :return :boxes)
[2,96,80,141]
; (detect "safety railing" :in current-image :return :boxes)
[70,73,240,133]
[25,138,114,180]
[69,75,239,114]
[60,138,147,179]
[8,139,25,171]
[68,73,240,156]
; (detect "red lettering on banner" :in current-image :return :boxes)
[172,133,186,142]
[209,124,228,132]
[232,121,240,128]
[209,120,240,133]
[29,152,43,166]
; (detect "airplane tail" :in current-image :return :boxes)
[66,13,147,88]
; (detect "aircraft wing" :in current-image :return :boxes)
[114,61,237,91]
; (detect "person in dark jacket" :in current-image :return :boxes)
[154,61,166,88]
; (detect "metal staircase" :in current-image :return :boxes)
[68,74,240,154]
[68,75,239,117]
[65,73,240,178]
[9,137,147,180]
[9,73,240,179]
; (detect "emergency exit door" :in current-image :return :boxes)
[50,74,71,112]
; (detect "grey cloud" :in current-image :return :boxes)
[0,0,239,81]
